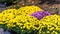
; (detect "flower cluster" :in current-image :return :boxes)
[30,11,51,20]
[39,14,60,34]
[18,6,43,15]
[0,8,40,34]
[0,9,17,24]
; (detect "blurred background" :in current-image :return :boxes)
[0,0,60,14]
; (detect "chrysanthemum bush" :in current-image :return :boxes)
[0,6,43,34]
[38,14,60,34]
[0,9,18,29]
[0,6,60,34]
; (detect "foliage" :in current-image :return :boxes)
[0,0,16,6]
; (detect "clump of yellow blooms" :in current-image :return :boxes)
[39,14,60,34]
[0,8,40,34]
[18,6,43,14]
[0,9,18,27]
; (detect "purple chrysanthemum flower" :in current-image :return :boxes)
[30,11,51,20]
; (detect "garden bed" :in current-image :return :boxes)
[0,6,60,34]
[0,0,60,34]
